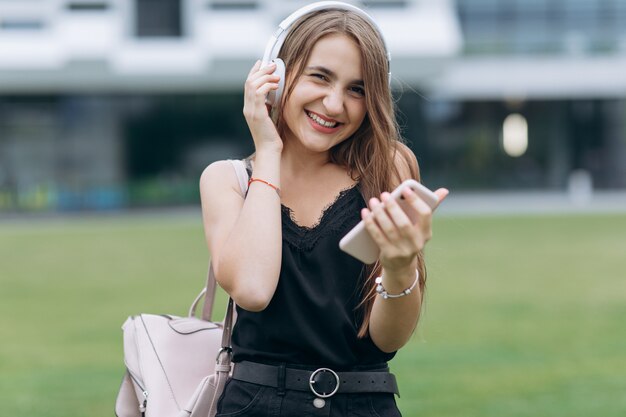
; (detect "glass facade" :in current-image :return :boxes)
[400,97,626,190]
[1,0,625,212]
[1,93,624,212]
[457,0,626,54]
[135,0,182,38]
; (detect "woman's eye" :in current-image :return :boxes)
[311,73,328,81]
[349,86,365,97]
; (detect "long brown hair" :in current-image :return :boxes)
[274,8,426,337]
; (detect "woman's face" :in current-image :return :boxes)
[282,33,367,154]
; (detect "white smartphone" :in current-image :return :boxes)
[339,179,439,264]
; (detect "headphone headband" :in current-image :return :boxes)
[261,1,391,78]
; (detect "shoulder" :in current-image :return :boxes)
[391,142,419,185]
[200,159,245,198]
[200,159,236,182]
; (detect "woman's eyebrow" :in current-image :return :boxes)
[306,66,364,86]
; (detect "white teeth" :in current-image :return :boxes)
[307,111,338,128]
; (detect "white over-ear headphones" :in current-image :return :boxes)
[261,1,391,108]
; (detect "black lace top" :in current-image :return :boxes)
[231,162,396,369]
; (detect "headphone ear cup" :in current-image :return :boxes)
[266,58,286,108]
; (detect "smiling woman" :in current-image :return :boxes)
[198,2,449,416]
[282,34,367,150]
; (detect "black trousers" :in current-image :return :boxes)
[215,378,402,417]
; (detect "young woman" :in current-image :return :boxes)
[200,3,448,416]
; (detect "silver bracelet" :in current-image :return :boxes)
[375,269,420,299]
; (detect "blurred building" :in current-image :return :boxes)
[0,0,625,211]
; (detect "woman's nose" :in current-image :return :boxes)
[322,87,344,115]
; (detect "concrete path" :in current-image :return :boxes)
[437,191,626,216]
[1,191,626,224]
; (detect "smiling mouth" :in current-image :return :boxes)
[306,111,340,128]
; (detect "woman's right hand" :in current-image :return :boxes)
[243,60,283,154]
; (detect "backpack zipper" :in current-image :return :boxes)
[126,368,148,416]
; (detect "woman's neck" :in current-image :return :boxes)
[280,139,332,178]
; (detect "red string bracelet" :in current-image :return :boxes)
[248,177,281,196]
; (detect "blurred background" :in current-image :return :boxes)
[1,0,625,213]
[1,1,625,416]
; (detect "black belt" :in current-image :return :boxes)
[232,361,399,398]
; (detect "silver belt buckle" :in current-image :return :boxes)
[309,368,340,398]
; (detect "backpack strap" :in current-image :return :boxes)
[200,159,249,322]
[231,158,250,198]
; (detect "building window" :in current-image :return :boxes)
[135,0,182,38]
[209,0,258,11]
[67,2,110,12]
[360,0,407,8]
[0,19,45,31]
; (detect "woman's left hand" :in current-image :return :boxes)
[361,186,449,272]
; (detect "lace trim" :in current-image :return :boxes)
[281,185,364,252]
[243,158,365,252]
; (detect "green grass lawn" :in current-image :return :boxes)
[1,212,625,416]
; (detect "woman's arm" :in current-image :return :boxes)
[199,61,284,312]
[363,147,448,352]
